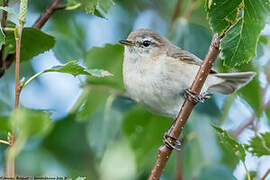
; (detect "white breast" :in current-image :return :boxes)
[123,51,198,118]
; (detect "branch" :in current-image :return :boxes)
[233,100,270,137]
[7,0,29,176]
[233,115,255,137]
[170,0,182,29]
[261,168,270,180]
[32,0,63,28]
[148,34,220,180]
[0,0,63,79]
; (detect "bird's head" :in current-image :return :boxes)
[119,29,168,59]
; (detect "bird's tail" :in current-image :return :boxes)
[207,72,256,95]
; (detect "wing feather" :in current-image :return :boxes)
[167,45,217,74]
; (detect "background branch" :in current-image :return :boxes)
[0,0,9,77]
[32,0,63,28]
[148,34,221,179]
[261,167,270,180]
[233,115,256,137]
[170,0,182,29]
[233,100,270,137]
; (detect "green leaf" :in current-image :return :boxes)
[20,28,55,62]
[67,0,98,14]
[212,125,246,162]
[23,61,112,89]
[5,27,55,62]
[50,15,86,63]
[44,61,112,77]
[86,95,130,159]
[67,0,114,14]
[9,108,53,157]
[42,115,98,177]
[94,9,105,18]
[245,132,270,157]
[84,44,124,90]
[206,0,241,35]
[220,0,270,67]
[99,0,115,13]
[87,68,113,77]
[76,89,110,122]
[0,116,11,139]
[123,105,171,169]
[75,177,86,180]
[11,108,52,136]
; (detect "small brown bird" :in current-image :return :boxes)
[120,29,256,118]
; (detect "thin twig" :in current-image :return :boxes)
[184,0,198,20]
[32,0,63,28]
[261,168,270,180]
[0,0,63,79]
[233,115,256,137]
[148,34,221,180]
[170,0,182,29]
[233,100,270,137]
[7,23,24,178]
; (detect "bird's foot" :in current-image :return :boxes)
[184,88,211,104]
[163,132,182,151]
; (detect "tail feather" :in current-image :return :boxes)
[207,72,256,95]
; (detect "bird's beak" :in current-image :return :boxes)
[119,40,135,46]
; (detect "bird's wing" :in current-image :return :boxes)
[168,50,203,66]
[167,46,217,74]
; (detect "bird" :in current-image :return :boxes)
[119,29,256,118]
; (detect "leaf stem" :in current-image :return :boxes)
[243,162,251,180]
[0,139,9,145]
[22,70,45,89]
[68,88,90,114]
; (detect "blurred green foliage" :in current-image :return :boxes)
[0,0,269,179]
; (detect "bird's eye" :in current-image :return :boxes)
[142,40,151,47]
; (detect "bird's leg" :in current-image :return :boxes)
[163,132,182,151]
[163,120,182,151]
[184,88,211,104]
[162,89,211,150]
